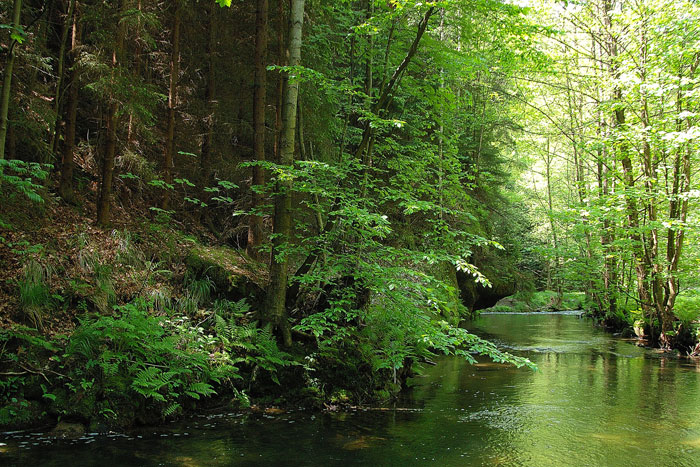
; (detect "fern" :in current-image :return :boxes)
[61,300,242,420]
[186,382,216,399]
[162,402,181,418]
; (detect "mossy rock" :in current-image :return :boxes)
[185,245,265,303]
[50,421,86,438]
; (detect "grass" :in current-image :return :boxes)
[19,260,52,329]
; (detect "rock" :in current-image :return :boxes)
[185,245,265,303]
[50,421,86,438]
[493,296,519,309]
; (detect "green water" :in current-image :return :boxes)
[3,312,700,466]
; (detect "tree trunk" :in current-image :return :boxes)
[50,0,77,155]
[273,0,286,163]
[0,0,23,161]
[603,0,653,331]
[266,0,304,347]
[162,2,181,211]
[96,0,126,227]
[58,1,81,203]
[200,3,217,187]
[247,0,269,260]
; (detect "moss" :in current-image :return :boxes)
[185,245,265,304]
[484,291,588,313]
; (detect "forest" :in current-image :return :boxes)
[1,0,699,441]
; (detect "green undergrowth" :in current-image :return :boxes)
[0,298,297,430]
[618,289,700,344]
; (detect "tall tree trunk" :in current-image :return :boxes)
[50,0,77,155]
[200,3,217,187]
[96,0,126,227]
[266,0,304,347]
[661,60,696,349]
[603,0,653,331]
[162,2,181,211]
[247,0,269,260]
[544,139,561,299]
[58,1,80,203]
[273,0,286,162]
[0,0,23,161]
[592,33,616,318]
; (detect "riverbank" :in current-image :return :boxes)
[5,313,700,466]
[483,290,700,356]
[0,190,533,433]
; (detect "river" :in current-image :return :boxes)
[3,312,700,466]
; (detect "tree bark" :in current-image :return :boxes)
[0,0,23,161]
[162,1,181,211]
[200,3,217,187]
[58,1,80,203]
[266,0,304,347]
[50,0,77,155]
[273,0,286,162]
[247,0,269,260]
[96,0,126,227]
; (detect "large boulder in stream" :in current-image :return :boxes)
[50,421,86,438]
[456,269,517,312]
[185,245,266,303]
[453,246,525,313]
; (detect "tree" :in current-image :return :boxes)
[266,0,304,347]
[0,0,23,161]
[57,0,81,203]
[161,0,182,211]
[247,0,268,260]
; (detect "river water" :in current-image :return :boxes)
[3,312,700,466]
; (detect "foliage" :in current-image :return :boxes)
[213,299,297,385]
[0,160,51,203]
[674,290,700,324]
[65,300,239,418]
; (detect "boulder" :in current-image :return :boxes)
[50,421,85,438]
[185,245,266,303]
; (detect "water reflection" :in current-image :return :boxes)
[3,313,700,466]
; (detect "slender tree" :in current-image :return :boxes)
[0,0,23,160]
[96,0,127,227]
[247,0,269,260]
[162,0,182,211]
[58,0,81,203]
[266,0,304,347]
